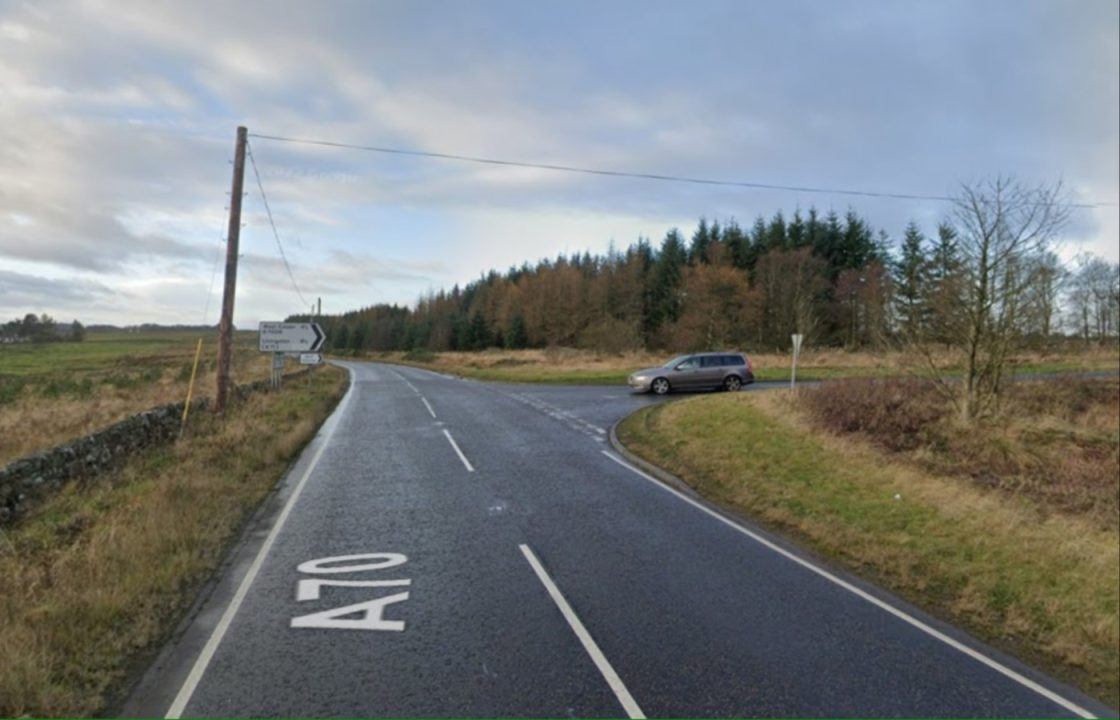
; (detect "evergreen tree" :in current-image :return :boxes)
[649,229,688,333]
[764,212,787,251]
[788,209,806,248]
[839,210,878,272]
[350,323,367,351]
[689,218,712,265]
[894,221,931,339]
[467,312,490,350]
[334,324,350,350]
[723,220,750,269]
[926,222,966,345]
[930,222,962,282]
[506,314,529,349]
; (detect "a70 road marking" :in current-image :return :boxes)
[291,553,411,632]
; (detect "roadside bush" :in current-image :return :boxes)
[801,376,1119,524]
[802,378,948,451]
[403,348,435,362]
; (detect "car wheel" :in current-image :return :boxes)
[723,375,743,392]
[651,377,670,395]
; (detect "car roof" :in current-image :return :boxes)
[688,351,744,356]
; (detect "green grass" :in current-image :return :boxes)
[0,365,349,717]
[0,329,257,378]
[617,392,1120,707]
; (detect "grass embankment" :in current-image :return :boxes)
[0,365,348,717]
[617,380,1120,707]
[374,346,1119,386]
[0,329,270,465]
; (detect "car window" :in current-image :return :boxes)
[676,357,700,370]
[663,355,689,368]
[725,355,745,366]
[701,356,722,368]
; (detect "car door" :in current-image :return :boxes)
[699,355,727,388]
[670,355,704,389]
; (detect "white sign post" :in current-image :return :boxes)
[299,353,322,366]
[271,352,285,390]
[790,333,804,390]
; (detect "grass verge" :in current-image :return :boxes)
[616,391,1119,707]
[0,365,348,716]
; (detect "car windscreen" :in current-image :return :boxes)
[663,355,690,368]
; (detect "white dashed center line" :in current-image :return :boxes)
[442,428,475,472]
[519,544,644,719]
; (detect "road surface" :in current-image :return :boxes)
[123,362,1114,718]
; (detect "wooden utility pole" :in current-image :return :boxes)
[214,125,248,414]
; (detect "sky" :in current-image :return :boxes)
[1,0,1117,327]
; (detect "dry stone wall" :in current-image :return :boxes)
[0,369,312,525]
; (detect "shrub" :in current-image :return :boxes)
[403,348,435,362]
[801,378,948,451]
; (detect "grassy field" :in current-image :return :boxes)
[371,345,1119,385]
[0,364,348,716]
[617,383,1120,707]
[0,329,272,465]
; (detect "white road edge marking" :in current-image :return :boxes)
[518,544,645,720]
[164,367,357,719]
[442,428,475,472]
[420,396,437,419]
[600,450,1095,720]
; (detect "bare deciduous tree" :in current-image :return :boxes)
[951,177,1069,419]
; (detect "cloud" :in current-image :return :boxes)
[0,0,1115,326]
[0,269,117,313]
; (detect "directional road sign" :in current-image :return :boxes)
[299,353,323,365]
[259,322,325,353]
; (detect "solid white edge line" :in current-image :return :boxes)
[420,396,437,419]
[442,428,475,472]
[164,366,357,718]
[599,450,1096,720]
[518,544,645,719]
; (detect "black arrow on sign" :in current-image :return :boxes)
[310,323,325,352]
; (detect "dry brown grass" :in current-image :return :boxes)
[373,345,1119,385]
[801,377,1120,524]
[0,339,271,465]
[0,366,347,717]
[618,390,1120,706]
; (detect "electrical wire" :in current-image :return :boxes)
[200,238,223,324]
[248,132,1116,209]
[246,139,309,307]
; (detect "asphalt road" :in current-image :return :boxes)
[123,362,1115,718]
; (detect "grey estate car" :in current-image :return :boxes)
[628,351,755,395]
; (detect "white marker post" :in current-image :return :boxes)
[790,333,804,390]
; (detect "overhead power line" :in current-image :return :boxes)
[248,132,1116,209]
[246,139,309,307]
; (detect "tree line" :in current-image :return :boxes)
[298,188,1118,359]
[0,314,85,344]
